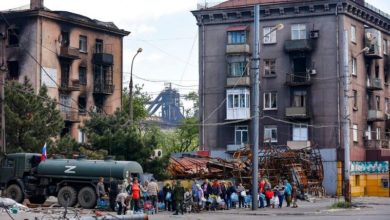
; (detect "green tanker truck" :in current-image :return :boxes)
[0,153,143,209]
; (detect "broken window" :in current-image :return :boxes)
[60,61,70,87]
[61,31,69,47]
[7,28,19,46]
[7,61,19,80]
[78,96,86,114]
[264,59,276,76]
[95,39,103,53]
[79,35,87,52]
[79,66,87,85]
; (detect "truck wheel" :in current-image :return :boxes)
[78,187,97,209]
[57,186,77,207]
[29,196,47,204]
[6,184,24,203]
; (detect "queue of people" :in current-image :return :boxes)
[96,177,299,215]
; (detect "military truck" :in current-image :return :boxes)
[0,153,143,209]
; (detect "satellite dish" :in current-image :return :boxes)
[366,32,374,41]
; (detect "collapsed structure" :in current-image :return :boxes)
[169,146,325,196]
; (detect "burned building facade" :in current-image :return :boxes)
[192,0,390,196]
[0,0,129,141]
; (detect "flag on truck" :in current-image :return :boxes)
[41,143,47,161]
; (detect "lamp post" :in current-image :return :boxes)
[129,48,143,124]
[251,4,283,210]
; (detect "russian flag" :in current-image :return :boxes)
[41,143,47,161]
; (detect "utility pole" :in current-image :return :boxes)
[342,30,351,203]
[0,67,5,154]
[251,4,260,210]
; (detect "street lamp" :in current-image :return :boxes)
[251,4,284,210]
[129,48,143,124]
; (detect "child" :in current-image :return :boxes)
[184,188,193,213]
[259,192,265,208]
[265,188,273,207]
[270,188,279,209]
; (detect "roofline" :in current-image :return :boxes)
[0,9,130,37]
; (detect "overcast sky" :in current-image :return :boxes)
[0,0,389,110]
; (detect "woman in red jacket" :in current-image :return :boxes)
[131,178,141,212]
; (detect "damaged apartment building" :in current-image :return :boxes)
[192,0,390,196]
[0,0,129,141]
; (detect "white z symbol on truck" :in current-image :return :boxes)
[64,165,76,174]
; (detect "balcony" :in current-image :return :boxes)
[59,47,80,59]
[61,111,80,122]
[366,78,383,90]
[227,144,246,152]
[285,73,311,86]
[367,109,385,121]
[284,39,312,53]
[93,53,114,65]
[226,76,250,87]
[285,106,310,119]
[59,79,80,92]
[93,83,114,95]
[364,28,382,59]
[226,44,250,54]
[364,139,388,149]
[287,140,311,150]
[226,107,250,120]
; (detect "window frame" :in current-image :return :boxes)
[353,90,358,110]
[79,66,87,85]
[353,124,358,142]
[79,35,88,53]
[228,61,247,77]
[235,126,248,145]
[264,125,277,143]
[291,24,307,40]
[226,89,250,109]
[263,92,277,110]
[352,57,357,76]
[264,59,276,76]
[263,26,277,44]
[376,127,381,140]
[351,25,356,43]
[292,124,308,141]
[227,31,247,44]
[384,39,388,55]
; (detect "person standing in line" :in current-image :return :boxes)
[265,188,273,207]
[291,182,298,208]
[131,178,141,212]
[277,185,285,209]
[108,177,119,211]
[147,178,159,213]
[226,182,236,209]
[236,183,245,208]
[220,181,228,209]
[96,177,106,199]
[173,180,185,215]
[284,179,292,207]
[163,183,173,211]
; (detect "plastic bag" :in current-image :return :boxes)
[165,192,172,201]
[230,193,238,202]
[240,190,247,197]
[216,196,222,204]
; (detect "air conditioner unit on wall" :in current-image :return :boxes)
[310,30,319,39]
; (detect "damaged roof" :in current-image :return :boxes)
[1,5,129,36]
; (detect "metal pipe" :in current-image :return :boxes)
[342,30,351,203]
[251,4,260,210]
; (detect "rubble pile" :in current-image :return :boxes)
[169,146,325,196]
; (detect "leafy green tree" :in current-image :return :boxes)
[184,91,199,118]
[169,117,199,153]
[121,85,150,121]
[53,135,80,157]
[5,78,64,153]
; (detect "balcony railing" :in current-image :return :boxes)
[364,139,389,149]
[59,46,80,59]
[61,111,80,122]
[284,39,312,53]
[93,83,114,95]
[226,144,247,152]
[285,106,309,119]
[226,44,250,54]
[93,53,113,65]
[226,76,250,87]
[59,79,80,92]
[367,109,385,121]
[367,78,383,90]
[287,140,311,150]
[226,107,250,120]
[285,73,311,86]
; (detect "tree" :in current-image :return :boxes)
[184,91,199,118]
[5,78,64,153]
[168,117,199,153]
[121,85,150,121]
